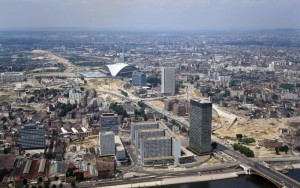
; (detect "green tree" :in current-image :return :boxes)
[211,142,218,150]
[181,127,187,133]
[236,134,243,141]
[0,168,9,182]
[147,77,161,87]
[76,172,84,181]
[275,147,280,155]
[233,143,254,157]
[284,145,289,154]
[137,101,147,109]
[280,83,295,91]
[163,116,168,121]
[171,119,176,125]
[43,182,49,188]
[71,181,76,187]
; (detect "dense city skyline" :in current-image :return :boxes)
[0,0,299,31]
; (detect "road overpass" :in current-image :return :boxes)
[96,89,300,188]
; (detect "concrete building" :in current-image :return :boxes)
[134,129,165,149]
[132,71,146,86]
[69,89,82,104]
[140,137,172,165]
[131,122,159,144]
[269,62,275,71]
[96,158,116,179]
[20,124,45,150]
[219,75,231,85]
[99,132,115,156]
[164,99,177,111]
[48,161,68,182]
[115,135,126,160]
[189,99,212,154]
[100,113,119,131]
[172,138,182,165]
[172,103,187,116]
[161,67,175,95]
[1,72,24,82]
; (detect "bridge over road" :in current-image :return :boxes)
[96,90,300,188]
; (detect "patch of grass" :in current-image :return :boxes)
[0,95,11,103]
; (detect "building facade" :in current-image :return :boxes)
[100,113,119,131]
[99,132,115,156]
[1,72,24,82]
[140,137,172,162]
[134,129,165,149]
[69,89,82,104]
[20,124,45,149]
[132,71,146,86]
[161,67,175,95]
[189,99,212,154]
[130,122,159,144]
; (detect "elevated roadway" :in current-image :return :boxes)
[96,89,300,188]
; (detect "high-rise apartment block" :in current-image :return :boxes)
[131,122,159,145]
[20,124,45,150]
[131,122,183,166]
[99,132,115,156]
[132,71,146,86]
[189,99,212,154]
[134,129,166,149]
[140,137,172,160]
[161,67,175,95]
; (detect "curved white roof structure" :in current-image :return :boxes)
[105,63,137,77]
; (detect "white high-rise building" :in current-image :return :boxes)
[161,67,176,95]
[99,132,115,156]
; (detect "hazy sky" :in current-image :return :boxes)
[0,0,299,31]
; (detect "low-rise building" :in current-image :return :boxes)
[96,158,116,179]
[115,135,126,161]
[259,139,284,148]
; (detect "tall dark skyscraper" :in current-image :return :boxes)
[189,99,212,154]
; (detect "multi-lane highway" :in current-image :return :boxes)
[96,89,300,188]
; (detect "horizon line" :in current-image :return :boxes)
[0,27,299,33]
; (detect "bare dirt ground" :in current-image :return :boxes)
[148,89,294,158]
[148,100,165,109]
[87,78,125,91]
[31,50,76,76]
[200,156,223,167]
[215,117,296,158]
[0,91,15,103]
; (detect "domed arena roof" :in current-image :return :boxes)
[105,63,138,77]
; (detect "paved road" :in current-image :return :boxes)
[218,141,300,188]
[96,89,300,188]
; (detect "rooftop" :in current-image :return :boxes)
[0,155,17,169]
